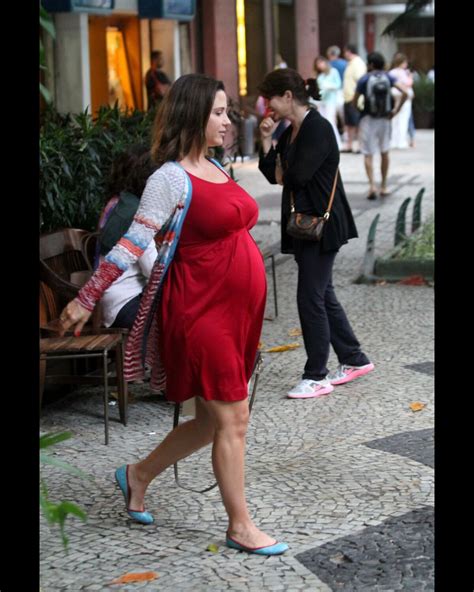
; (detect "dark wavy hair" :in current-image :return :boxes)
[257,68,320,104]
[151,73,225,166]
[367,52,386,71]
[105,144,156,200]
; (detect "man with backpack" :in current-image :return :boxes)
[353,52,408,200]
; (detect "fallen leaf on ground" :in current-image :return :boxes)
[398,275,428,286]
[288,328,302,337]
[112,572,159,584]
[206,543,219,553]
[265,342,300,353]
[409,402,426,412]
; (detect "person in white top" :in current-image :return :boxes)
[389,53,415,149]
[95,145,158,329]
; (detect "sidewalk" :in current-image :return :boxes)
[40,132,434,591]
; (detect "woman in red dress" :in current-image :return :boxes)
[59,74,288,555]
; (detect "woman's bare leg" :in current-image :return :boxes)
[127,397,214,510]
[206,398,276,548]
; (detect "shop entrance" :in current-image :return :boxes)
[89,14,144,115]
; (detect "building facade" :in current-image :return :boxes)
[41,0,434,116]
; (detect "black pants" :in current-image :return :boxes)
[294,240,370,380]
[111,293,141,329]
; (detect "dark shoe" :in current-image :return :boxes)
[115,465,154,525]
[367,192,377,200]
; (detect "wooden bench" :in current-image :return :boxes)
[40,228,128,444]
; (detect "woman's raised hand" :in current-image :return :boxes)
[259,116,278,139]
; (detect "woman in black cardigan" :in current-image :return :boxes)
[258,68,374,398]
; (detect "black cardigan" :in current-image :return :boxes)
[258,108,358,254]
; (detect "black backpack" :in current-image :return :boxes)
[366,72,392,118]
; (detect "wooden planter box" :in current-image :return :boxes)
[413,110,434,130]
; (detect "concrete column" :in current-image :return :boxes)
[294,0,319,79]
[356,12,366,60]
[140,18,151,110]
[263,0,274,73]
[375,15,397,64]
[202,0,239,102]
[174,22,181,80]
[54,13,91,113]
[355,0,366,61]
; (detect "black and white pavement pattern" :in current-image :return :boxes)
[40,132,434,591]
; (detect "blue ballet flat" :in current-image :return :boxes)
[114,465,154,525]
[226,534,289,555]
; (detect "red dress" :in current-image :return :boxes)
[159,171,267,403]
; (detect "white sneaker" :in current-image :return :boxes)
[327,363,375,385]
[287,378,334,399]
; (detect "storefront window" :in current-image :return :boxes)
[106,27,135,110]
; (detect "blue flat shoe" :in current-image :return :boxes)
[226,534,289,555]
[114,465,154,525]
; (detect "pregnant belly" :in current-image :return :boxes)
[167,231,266,311]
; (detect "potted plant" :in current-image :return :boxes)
[412,74,434,129]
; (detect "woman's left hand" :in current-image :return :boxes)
[58,299,92,337]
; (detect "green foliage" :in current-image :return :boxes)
[395,215,434,260]
[40,2,55,103]
[40,104,155,231]
[40,431,91,550]
[413,74,434,113]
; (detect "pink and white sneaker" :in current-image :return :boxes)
[287,378,334,399]
[327,363,375,385]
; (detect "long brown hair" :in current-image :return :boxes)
[105,144,156,201]
[151,74,225,166]
[391,52,408,69]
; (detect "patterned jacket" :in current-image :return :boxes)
[76,161,193,391]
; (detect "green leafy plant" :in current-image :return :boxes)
[40,104,155,231]
[40,431,91,550]
[394,215,434,260]
[413,74,434,113]
[40,2,55,103]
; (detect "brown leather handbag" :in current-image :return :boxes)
[286,169,339,241]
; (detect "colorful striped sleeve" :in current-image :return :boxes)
[76,167,181,311]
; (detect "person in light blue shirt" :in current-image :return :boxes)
[327,45,347,83]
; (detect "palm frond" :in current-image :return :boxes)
[382,0,432,36]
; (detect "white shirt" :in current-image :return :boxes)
[100,239,157,327]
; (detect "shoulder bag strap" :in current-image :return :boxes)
[324,168,339,220]
[290,168,339,218]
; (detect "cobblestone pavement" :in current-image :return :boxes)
[40,132,434,591]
